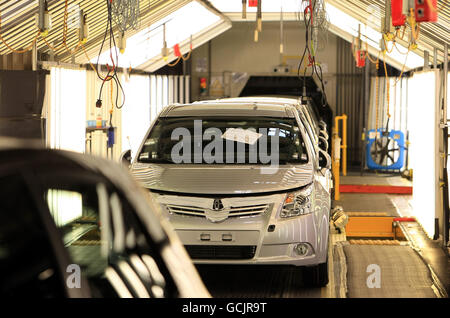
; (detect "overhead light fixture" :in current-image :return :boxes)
[161,23,169,61]
[93,0,231,72]
[36,0,52,37]
[78,10,89,44]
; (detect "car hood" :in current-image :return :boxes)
[130,162,314,195]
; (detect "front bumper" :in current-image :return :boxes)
[152,191,329,267]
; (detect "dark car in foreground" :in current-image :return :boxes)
[0,138,209,298]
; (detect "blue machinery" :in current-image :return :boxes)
[366,129,405,171]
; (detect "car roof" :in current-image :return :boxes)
[161,99,298,118]
[204,96,301,104]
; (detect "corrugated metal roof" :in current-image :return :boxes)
[326,0,450,62]
[0,0,188,62]
[0,0,448,67]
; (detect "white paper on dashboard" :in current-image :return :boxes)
[221,128,263,145]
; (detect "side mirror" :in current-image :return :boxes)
[318,149,331,170]
[318,135,329,152]
[119,149,132,167]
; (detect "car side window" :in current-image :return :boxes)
[44,181,170,298]
[0,174,65,297]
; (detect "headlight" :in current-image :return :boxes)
[280,184,313,218]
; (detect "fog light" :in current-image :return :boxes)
[294,243,309,256]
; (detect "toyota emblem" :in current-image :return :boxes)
[213,199,224,211]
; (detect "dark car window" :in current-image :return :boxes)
[44,180,171,298]
[138,116,309,165]
[46,186,107,280]
[0,174,65,297]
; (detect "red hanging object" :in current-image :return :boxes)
[200,77,207,95]
[248,0,258,7]
[391,0,407,26]
[355,50,366,68]
[415,0,437,23]
[173,43,181,57]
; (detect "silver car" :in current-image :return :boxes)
[128,99,332,287]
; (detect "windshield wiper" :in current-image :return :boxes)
[138,158,174,164]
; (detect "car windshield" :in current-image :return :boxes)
[138,116,309,165]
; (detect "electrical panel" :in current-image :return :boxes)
[415,0,437,22]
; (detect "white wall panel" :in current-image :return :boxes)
[174,75,179,103]
[156,75,163,114]
[168,76,174,104]
[122,74,151,157]
[179,76,185,103]
[150,75,158,123]
[408,70,439,238]
[49,67,86,153]
[185,75,190,103]
[162,75,169,110]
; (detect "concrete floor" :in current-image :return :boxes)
[340,171,412,187]
[336,172,413,216]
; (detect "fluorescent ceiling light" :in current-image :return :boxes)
[94,0,230,71]
[326,3,423,69]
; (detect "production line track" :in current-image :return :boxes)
[195,264,326,298]
[194,233,340,298]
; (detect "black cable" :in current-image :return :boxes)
[297,0,328,107]
[298,1,313,96]
[96,0,126,113]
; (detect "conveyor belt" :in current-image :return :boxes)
[343,244,438,298]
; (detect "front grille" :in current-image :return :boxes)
[184,245,257,260]
[166,205,206,217]
[166,204,269,218]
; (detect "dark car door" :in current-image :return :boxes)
[0,172,70,297]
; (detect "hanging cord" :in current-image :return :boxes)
[94,0,125,110]
[42,0,70,53]
[375,59,380,133]
[394,46,410,86]
[382,53,391,123]
[407,8,420,43]
[383,37,395,54]
[81,43,102,77]
[109,78,114,126]
[42,0,83,56]
[297,0,328,107]
[168,56,181,67]
[0,9,40,53]
[0,0,82,56]
[393,41,410,55]
[181,49,192,61]
[397,25,407,41]
[168,36,193,67]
